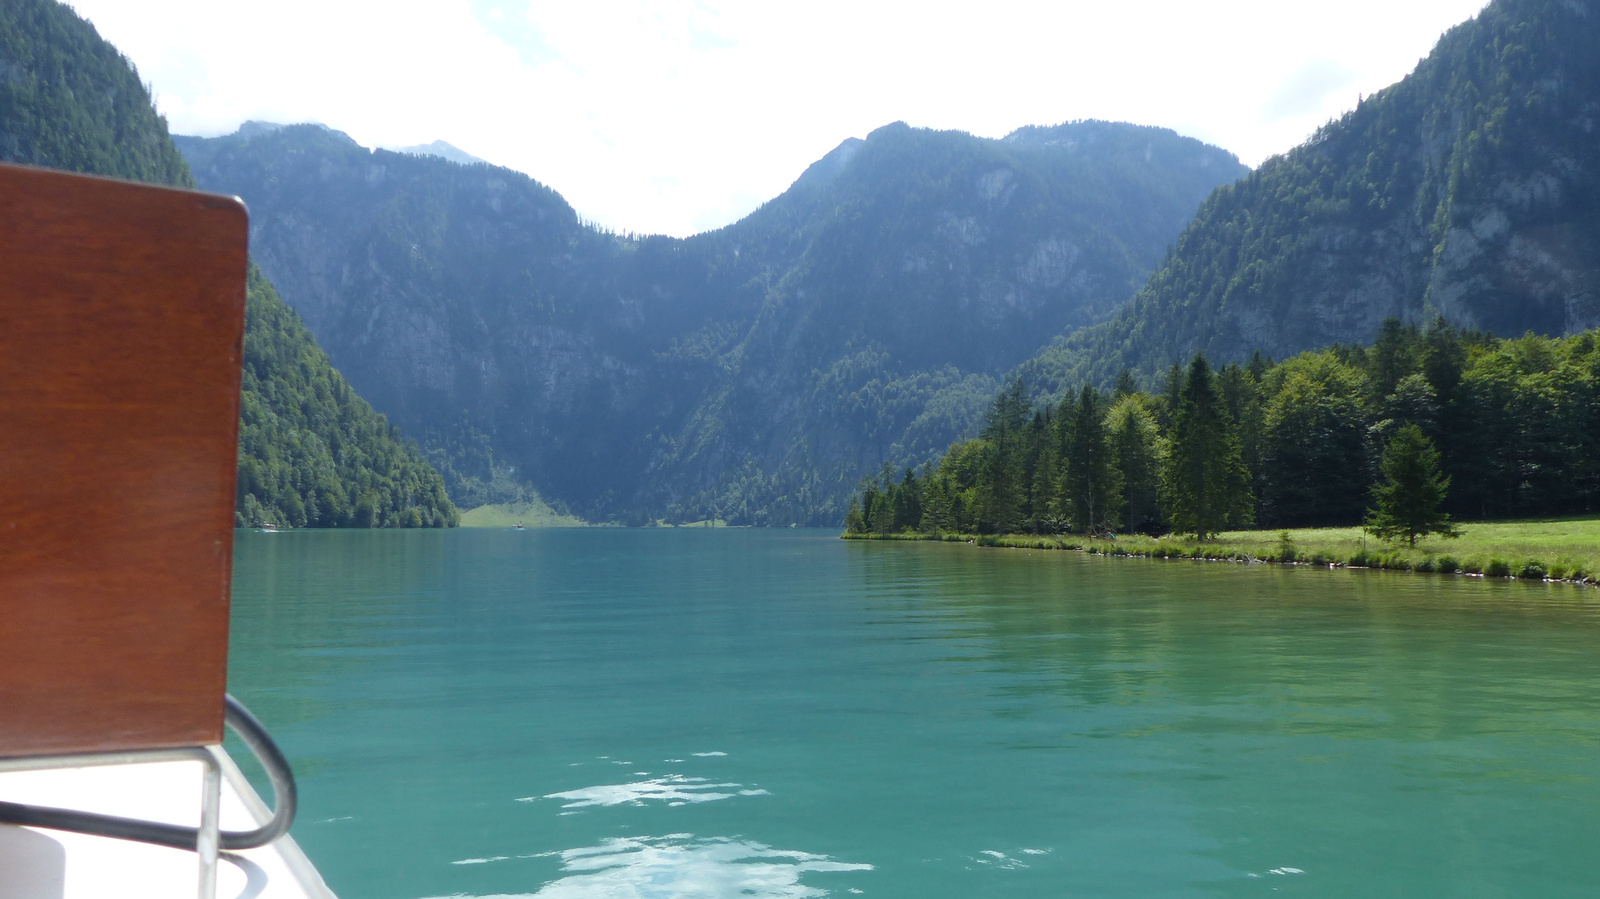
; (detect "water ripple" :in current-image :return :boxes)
[525,774,767,809]
[424,834,872,899]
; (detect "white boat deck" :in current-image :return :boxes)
[0,751,334,899]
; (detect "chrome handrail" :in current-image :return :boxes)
[0,694,297,898]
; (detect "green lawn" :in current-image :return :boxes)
[846,516,1600,582]
[459,500,587,528]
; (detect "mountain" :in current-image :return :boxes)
[176,119,1246,523]
[390,139,488,166]
[0,0,456,527]
[1023,0,1600,391]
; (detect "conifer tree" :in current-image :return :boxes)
[1060,386,1121,533]
[975,378,1032,533]
[1163,355,1253,540]
[1368,317,1419,401]
[1367,424,1458,547]
[921,475,954,533]
[1106,394,1162,533]
[844,495,867,534]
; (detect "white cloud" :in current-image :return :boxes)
[68,0,1489,237]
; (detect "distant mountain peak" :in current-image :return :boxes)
[793,137,865,188]
[232,120,355,143]
[236,120,286,138]
[389,140,488,167]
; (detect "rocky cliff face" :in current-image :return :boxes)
[1024,0,1600,391]
[179,119,1247,523]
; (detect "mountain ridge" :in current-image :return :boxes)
[176,117,1249,523]
[1020,0,1600,392]
[0,0,457,528]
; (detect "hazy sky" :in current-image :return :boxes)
[70,0,1488,237]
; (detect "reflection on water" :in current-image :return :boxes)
[230,529,1600,898]
[427,835,872,899]
[532,774,768,809]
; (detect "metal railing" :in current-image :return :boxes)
[0,695,297,899]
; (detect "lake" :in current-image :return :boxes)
[228,528,1600,898]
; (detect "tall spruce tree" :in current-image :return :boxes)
[1367,424,1458,546]
[1106,394,1163,533]
[1060,386,1121,534]
[974,378,1031,533]
[1163,355,1252,540]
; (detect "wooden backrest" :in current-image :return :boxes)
[0,163,248,757]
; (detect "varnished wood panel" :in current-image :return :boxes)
[0,163,248,757]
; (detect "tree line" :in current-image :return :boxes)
[848,318,1600,540]
[236,268,458,529]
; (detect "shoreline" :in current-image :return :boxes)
[841,528,1600,588]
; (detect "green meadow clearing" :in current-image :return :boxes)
[847,516,1600,583]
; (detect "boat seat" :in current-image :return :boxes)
[0,162,314,898]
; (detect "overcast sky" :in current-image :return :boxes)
[69,0,1488,237]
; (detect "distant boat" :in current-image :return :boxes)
[259,523,280,533]
[513,522,525,530]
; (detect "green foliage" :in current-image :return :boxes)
[1105,394,1163,533]
[1021,0,1600,391]
[1060,386,1121,533]
[1259,353,1369,525]
[1163,356,1252,539]
[236,270,457,528]
[0,0,456,528]
[857,318,1600,540]
[0,0,190,185]
[1366,424,1456,547]
[1276,531,1297,562]
[177,117,1246,526]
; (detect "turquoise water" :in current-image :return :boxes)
[229,529,1600,898]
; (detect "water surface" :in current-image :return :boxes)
[229,529,1600,897]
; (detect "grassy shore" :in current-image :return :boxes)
[459,500,587,528]
[844,516,1600,584]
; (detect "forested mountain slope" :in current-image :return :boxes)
[0,0,455,527]
[177,119,1245,523]
[1023,0,1600,390]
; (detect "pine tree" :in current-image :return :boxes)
[1367,424,1458,547]
[1060,386,1121,534]
[982,377,1031,438]
[844,495,867,534]
[1163,355,1253,540]
[1368,317,1419,401]
[975,378,1032,533]
[921,475,954,533]
[1106,394,1162,533]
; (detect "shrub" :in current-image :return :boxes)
[1519,561,1547,580]
[1348,551,1371,567]
[1549,563,1569,580]
[1485,558,1511,577]
[1276,531,1298,562]
[1463,558,1484,574]
[1414,557,1436,573]
[1571,566,1588,581]
[1436,556,1460,573]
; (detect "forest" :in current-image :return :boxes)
[848,319,1600,540]
[0,0,458,528]
[236,268,458,529]
[176,118,1245,527]
[1022,0,1600,391]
